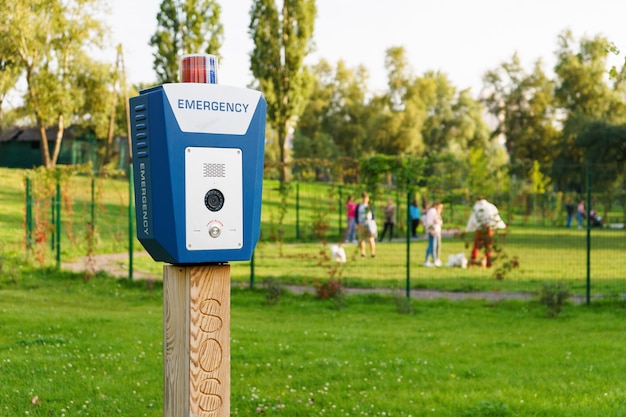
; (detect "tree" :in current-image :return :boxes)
[150,0,224,84]
[0,33,22,130]
[576,121,626,192]
[295,59,369,162]
[482,53,559,179]
[249,0,316,182]
[366,47,424,157]
[2,0,107,168]
[74,51,125,168]
[552,31,626,190]
[417,71,494,161]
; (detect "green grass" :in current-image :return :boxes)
[2,270,626,416]
[2,167,626,416]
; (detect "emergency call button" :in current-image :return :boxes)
[209,225,221,238]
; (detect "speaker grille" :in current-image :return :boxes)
[203,163,225,178]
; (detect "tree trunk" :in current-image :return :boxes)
[50,114,64,167]
[278,121,289,183]
[38,121,52,168]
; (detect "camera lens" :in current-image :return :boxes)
[204,189,225,212]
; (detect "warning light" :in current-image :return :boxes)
[180,53,218,84]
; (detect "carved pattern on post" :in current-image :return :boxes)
[189,265,230,417]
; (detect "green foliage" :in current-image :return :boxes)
[2,0,108,167]
[150,0,224,84]
[483,53,559,180]
[530,160,551,194]
[551,31,626,189]
[313,278,345,310]
[262,276,283,305]
[249,0,316,182]
[538,282,571,318]
[393,291,415,314]
[295,59,369,171]
[576,121,626,197]
[359,154,427,199]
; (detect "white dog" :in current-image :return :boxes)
[330,244,347,263]
[446,252,468,268]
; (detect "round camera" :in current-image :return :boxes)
[204,189,225,212]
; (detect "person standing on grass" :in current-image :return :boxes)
[466,197,506,267]
[577,199,585,229]
[355,192,376,258]
[565,198,575,228]
[424,202,443,267]
[345,195,357,243]
[409,199,421,238]
[379,198,396,242]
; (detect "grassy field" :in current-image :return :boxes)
[2,167,626,416]
[1,270,626,416]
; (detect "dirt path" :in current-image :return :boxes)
[62,252,539,301]
[62,251,157,280]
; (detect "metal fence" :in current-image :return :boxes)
[21,168,626,301]
[251,180,626,302]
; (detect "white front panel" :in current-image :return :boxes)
[185,147,243,251]
[163,83,261,135]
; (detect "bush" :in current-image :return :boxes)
[538,282,570,318]
[263,277,283,305]
[314,278,345,309]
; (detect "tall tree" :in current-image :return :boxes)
[2,0,106,168]
[482,53,559,178]
[368,47,424,156]
[417,71,493,159]
[150,0,224,84]
[552,30,626,190]
[249,0,316,182]
[296,60,369,158]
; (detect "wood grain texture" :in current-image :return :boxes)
[164,264,230,417]
[163,265,189,417]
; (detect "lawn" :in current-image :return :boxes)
[2,167,626,416]
[1,270,626,416]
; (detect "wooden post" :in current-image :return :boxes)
[163,264,230,417]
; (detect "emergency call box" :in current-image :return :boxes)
[130,82,266,264]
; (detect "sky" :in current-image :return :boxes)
[101,0,626,95]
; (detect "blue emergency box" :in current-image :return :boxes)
[130,83,266,264]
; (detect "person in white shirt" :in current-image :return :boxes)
[424,202,443,267]
[465,197,506,267]
[355,192,376,258]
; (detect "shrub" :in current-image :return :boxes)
[314,278,345,309]
[538,282,570,318]
[263,277,283,306]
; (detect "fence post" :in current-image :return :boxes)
[129,165,134,281]
[406,191,412,299]
[25,176,33,252]
[585,163,591,305]
[91,176,96,239]
[51,190,56,252]
[338,185,343,239]
[55,178,61,270]
[295,182,300,240]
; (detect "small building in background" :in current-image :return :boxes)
[0,126,129,170]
